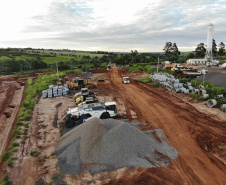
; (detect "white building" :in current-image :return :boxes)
[186,59,207,65]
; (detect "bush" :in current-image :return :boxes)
[7,157,14,167]
[30,151,40,157]
[151,82,159,88]
[1,151,11,161]
[16,122,23,126]
[136,76,152,83]
[12,128,21,138]
[11,141,19,147]
[0,175,12,185]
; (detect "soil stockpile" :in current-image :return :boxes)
[55,118,178,175]
[195,72,226,88]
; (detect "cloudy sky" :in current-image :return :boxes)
[0,0,225,52]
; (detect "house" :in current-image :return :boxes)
[186,59,207,65]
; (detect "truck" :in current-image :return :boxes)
[65,102,117,128]
[122,76,130,84]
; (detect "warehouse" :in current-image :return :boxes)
[186,58,207,65]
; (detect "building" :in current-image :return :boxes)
[186,59,207,65]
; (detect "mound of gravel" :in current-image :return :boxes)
[55,118,178,175]
[195,72,226,88]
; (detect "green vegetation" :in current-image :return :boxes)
[12,127,21,138]
[1,151,11,162]
[18,70,81,122]
[189,92,204,101]
[178,78,226,107]
[7,157,16,167]
[0,49,113,75]
[136,76,152,83]
[11,141,19,147]
[129,63,174,75]
[151,82,160,88]
[163,42,180,61]
[0,175,12,185]
[30,151,40,157]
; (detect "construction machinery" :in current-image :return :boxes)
[73,88,97,106]
[65,102,117,128]
[65,78,97,90]
[97,76,105,82]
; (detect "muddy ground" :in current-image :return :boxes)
[0,68,226,185]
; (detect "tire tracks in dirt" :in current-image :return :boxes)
[108,68,226,185]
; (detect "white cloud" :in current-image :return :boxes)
[0,0,226,51]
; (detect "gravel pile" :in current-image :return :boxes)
[55,118,178,175]
[195,72,226,88]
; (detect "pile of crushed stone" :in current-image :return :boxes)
[55,118,178,175]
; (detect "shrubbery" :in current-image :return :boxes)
[136,76,152,83]
[1,151,11,162]
[129,63,174,75]
[151,82,160,88]
[0,175,12,185]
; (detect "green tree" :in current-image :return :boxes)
[163,42,180,60]
[212,39,217,56]
[130,50,138,63]
[195,43,206,58]
[163,42,173,56]
[186,52,195,60]
[218,42,225,56]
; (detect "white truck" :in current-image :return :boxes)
[65,102,117,128]
[220,63,226,69]
[122,76,130,84]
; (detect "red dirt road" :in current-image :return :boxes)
[107,68,226,185]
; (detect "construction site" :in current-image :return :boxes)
[0,65,226,185]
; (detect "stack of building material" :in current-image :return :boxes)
[53,86,58,97]
[58,86,63,96]
[42,90,47,98]
[47,88,53,98]
[42,84,69,98]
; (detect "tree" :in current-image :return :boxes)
[130,50,138,63]
[171,43,180,57]
[163,42,172,56]
[212,39,217,56]
[195,43,206,58]
[218,42,225,56]
[163,42,180,60]
[186,52,195,60]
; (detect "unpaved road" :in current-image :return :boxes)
[107,68,226,185]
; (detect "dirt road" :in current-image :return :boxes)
[107,68,226,185]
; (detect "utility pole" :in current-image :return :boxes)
[56,62,59,79]
[157,56,159,73]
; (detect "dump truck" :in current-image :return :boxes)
[65,102,117,128]
[122,77,130,84]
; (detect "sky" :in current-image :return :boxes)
[0,0,226,52]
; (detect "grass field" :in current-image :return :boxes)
[0,49,106,64]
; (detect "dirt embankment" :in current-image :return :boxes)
[0,78,26,156]
[105,68,226,185]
